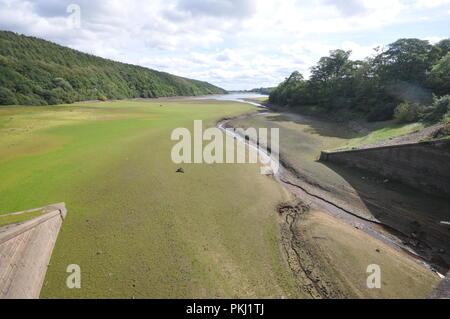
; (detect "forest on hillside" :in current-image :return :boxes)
[247,87,275,95]
[0,31,226,106]
[270,38,450,122]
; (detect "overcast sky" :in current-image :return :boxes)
[0,0,449,90]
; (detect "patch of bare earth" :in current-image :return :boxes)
[277,201,440,299]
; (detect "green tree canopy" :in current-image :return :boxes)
[269,37,450,122]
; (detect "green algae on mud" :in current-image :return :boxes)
[0,99,302,298]
[1,100,440,299]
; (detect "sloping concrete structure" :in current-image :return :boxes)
[0,203,67,299]
[429,272,450,299]
[320,139,450,198]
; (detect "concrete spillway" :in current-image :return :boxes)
[0,203,67,299]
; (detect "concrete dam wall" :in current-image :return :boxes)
[320,139,450,198]
[0,203,67,299]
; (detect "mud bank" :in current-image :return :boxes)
[217,106,448,276]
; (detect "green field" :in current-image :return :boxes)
[0,99,304,298]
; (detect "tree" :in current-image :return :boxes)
[310,50,353,83]
[375,38,438,86]
[268,37,449,122]
[269,71,305,106]
[394,102,425,123]
[435,39,450,58]
[421,95,450,123]
[428,53,450,96]
[309,50,357,109]
[0,87,17,105]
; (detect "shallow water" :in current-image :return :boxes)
[196,93,268,107]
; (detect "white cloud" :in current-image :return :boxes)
[341,41,380,60]
[425,36,446,44]
[415,0,450,8]
[0,0,448,89]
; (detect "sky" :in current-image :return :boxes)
[0,0,449,90]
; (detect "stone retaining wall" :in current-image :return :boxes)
[320,139,450,197]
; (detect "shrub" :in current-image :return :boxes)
[16,93,47,106]
[0,87,18,105]
[52,77,73,90]
[421,95,450,123]
[98,94,108,101]
[367,103,395,122]
[394,102,425,123]
[0,55,10,67]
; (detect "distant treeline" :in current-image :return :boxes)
[0,31,226,106]
[248,87,275,95]
[270,38,450,121]
[231,87,275,95]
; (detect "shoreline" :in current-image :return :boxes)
[215,99,443,277]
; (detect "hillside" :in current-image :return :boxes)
[0,31,226,106]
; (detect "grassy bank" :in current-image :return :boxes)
[265,103,427,150]
[244,97,269,103]
[0,99,301,298]
[338,122,424,150]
